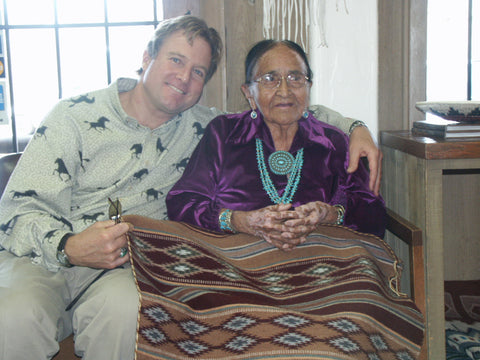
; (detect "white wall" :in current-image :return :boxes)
[309,0,378,139]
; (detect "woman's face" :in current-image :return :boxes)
[243,45,311,129]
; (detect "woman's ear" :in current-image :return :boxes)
[241,84,257,110]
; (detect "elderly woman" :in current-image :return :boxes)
[166,39,385,250]
[142,41,423,359]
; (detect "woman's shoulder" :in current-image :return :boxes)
[204,111,258,145]
[209,110,249,123]
[207,110,252,131]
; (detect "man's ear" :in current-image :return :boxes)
[142,50,152,69]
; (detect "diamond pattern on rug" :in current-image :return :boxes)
[124,218,424,359]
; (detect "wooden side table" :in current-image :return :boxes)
[381,131,480,360]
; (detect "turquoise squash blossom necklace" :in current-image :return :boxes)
[255,138,304,204]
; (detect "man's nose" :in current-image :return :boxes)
[177,67,191,83]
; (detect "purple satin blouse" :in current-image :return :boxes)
[166,110,386,238]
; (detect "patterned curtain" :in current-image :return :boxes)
[262,0,349,49]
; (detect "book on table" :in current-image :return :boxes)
[412,118,480,139]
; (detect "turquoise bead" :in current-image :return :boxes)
[255,139,303,204]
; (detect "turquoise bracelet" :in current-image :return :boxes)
[333,204,345,225]
[219,209,237,233]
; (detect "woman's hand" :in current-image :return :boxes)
[281,201,337,240]
[231,202,337,251]
[232,203,303,251]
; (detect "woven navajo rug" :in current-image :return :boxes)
[123,215,424,360]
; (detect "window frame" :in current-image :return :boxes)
[0,0,162,153]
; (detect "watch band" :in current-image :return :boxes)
[348,120,367,136]
[57,232,74,267]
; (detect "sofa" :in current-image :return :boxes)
[0,152,427,359]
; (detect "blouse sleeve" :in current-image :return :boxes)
[166,118,225,232]
[326,135,386,238]
[340,168,386,238]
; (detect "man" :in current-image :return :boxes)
[0,15,381,359]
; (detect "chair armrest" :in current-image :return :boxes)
[385,207,425,314]
[0,152,22,198]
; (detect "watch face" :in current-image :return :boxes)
[57,250,70,266]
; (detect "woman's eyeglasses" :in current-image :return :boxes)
[254,72,310,89]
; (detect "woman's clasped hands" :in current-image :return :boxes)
[234,201,338,251]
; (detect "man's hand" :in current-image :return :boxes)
[64,220,132,269]
[347,126,383,196]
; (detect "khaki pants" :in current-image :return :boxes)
[0,250,139,360]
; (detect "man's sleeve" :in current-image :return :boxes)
[0,102,80,271]
[309,104,362,135]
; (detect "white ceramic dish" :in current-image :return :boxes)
[415,101,480,122]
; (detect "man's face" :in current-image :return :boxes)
[140,31,212,120]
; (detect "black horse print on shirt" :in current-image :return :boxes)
[34,126,48,140]
[53,158,72,181]
[173,158,189,173]
[192,122,205,138]
[79,151,90,171]
[133,168,149,181]
[51,214,73,231]
[44,229,59,244]
[85,117,110,132]
[10,190,38,199]
[69,94,95,107]
[156,138,167,154]
[81,212,105,224]
[143,188,163,201]
[0,217,16,235]
[130,144,143,158]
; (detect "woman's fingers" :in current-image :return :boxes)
[244,204,321,251]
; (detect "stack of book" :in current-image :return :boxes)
[412,118,480,139]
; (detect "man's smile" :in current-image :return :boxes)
[167,82,186,95]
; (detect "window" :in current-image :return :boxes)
[0,0,163,153]
[427,0,479,103]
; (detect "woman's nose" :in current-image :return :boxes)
[276,76,290,93]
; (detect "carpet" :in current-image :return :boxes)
[445,280,480,360]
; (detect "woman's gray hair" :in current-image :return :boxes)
[139,15,223,83]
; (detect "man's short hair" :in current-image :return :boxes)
[142,15,223,83]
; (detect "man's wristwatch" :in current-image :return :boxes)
[57,233,74,267]
[348,120,367,136]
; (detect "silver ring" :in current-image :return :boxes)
[119,247,127,258]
